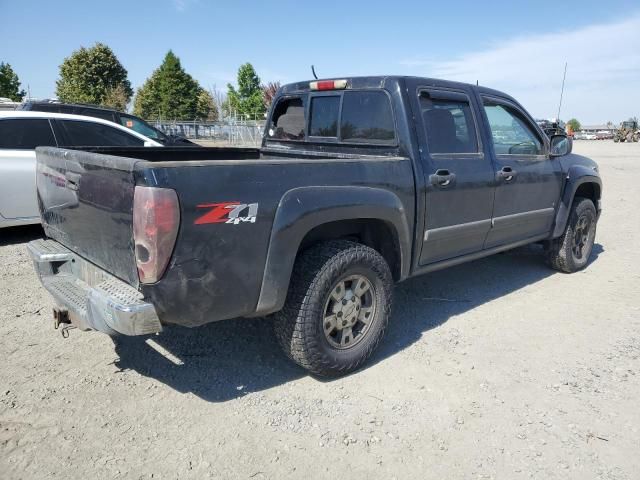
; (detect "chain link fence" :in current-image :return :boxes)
[151,119,266,147]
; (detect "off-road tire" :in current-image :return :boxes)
[546,197,597,273]
[274,240,393,377]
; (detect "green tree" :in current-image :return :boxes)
[225,63,265,119]
[0,62,26,101]
[567,118,581,132]
[56,43,132,107]
[133,51,211,121]
[196,89,218,121]
[102,84,130,111]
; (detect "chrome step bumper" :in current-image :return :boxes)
[28,239,162,336]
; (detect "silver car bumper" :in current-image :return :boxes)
[27,239,162,336]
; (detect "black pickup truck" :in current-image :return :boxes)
[28,76,602,376]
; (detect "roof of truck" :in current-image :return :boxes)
[279,75,516,103]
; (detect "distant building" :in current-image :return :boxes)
[0,97,20,111]
[582,124,615,133]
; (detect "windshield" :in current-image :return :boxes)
[119,114,168,143]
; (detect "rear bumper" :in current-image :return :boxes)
[27,239,162,336]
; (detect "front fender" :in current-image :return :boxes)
[254,186,411,315]
[551,165,602,238]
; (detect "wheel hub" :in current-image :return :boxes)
[323,274,376,349]
[332,291,362,330]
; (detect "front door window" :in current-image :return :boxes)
[483,102,542,156]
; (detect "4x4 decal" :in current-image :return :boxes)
[195,202,259,225]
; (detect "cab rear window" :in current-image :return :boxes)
[267,90,396,145]
[309,96,340,137]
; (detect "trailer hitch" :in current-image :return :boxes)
[53,307,75,337]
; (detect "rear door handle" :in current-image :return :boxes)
[496,166,517,182]
[429,169,456,187]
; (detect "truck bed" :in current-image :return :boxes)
[35,145,415,327]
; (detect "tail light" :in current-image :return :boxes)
[133,186,180,284]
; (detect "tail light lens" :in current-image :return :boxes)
[309,79,347,90]
[133,186,180,284]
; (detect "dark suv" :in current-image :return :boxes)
[18,101,194,146]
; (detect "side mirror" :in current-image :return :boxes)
[550,134,571,157]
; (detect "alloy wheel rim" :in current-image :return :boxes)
[572,214,593,260]
[322,274,376,350]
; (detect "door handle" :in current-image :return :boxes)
[496,166,517,182]
[429,169,456,187]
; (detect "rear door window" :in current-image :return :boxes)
[340,91,395,144]
[0,119,57,149]
[57,120,145,146]
[419,91,479,154]
[309,96,340,138]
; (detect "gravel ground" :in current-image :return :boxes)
[1,141,639,479]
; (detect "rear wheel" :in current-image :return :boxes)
[546,197,597,273]
[274,240,393,377]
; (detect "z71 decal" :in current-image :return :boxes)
[195,202,259,225]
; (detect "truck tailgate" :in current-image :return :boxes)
[35,147,140,286]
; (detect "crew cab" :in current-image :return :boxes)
[28,76,602,376]
[0,111,162,228]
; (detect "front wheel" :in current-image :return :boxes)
[546,197,597,273]
[274,240,393,377]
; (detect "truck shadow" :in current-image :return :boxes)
[112,243,603,402]
[0,225,44,246]
[373,242,603,366]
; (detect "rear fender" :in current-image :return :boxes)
[254,186,411,315]
[551,166,602,238]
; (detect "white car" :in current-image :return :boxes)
[0,111,162,228]
[575,131,597,140]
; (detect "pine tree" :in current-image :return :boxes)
[225,63,266,119]
[133,51,211,121]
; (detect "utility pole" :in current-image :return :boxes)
[556,62,567,122]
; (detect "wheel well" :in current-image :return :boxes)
[298,219,402,280]
[574,182,600,205]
